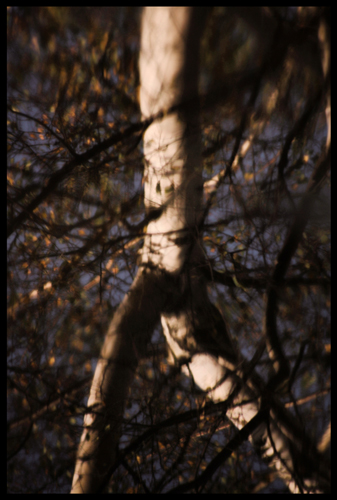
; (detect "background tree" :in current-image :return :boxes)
[7,7,330,494]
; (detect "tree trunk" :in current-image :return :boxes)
[70,268,168,493]
[71,7,207,493]
[71,7,329,493]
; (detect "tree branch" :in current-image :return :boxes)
[166,409,269,493]
[265,145,330,391]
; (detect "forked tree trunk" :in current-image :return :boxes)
[71,7,206,493]
[71,8,329,493]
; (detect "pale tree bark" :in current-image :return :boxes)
[71,7,330,493]
[71,7,207,493]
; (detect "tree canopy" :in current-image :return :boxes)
[7,7,330,493]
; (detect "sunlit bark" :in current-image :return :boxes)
[71,7,207,493]
[71,7,329,493]
[139,6,205,274]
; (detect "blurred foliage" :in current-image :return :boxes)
[7,7,330,493]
